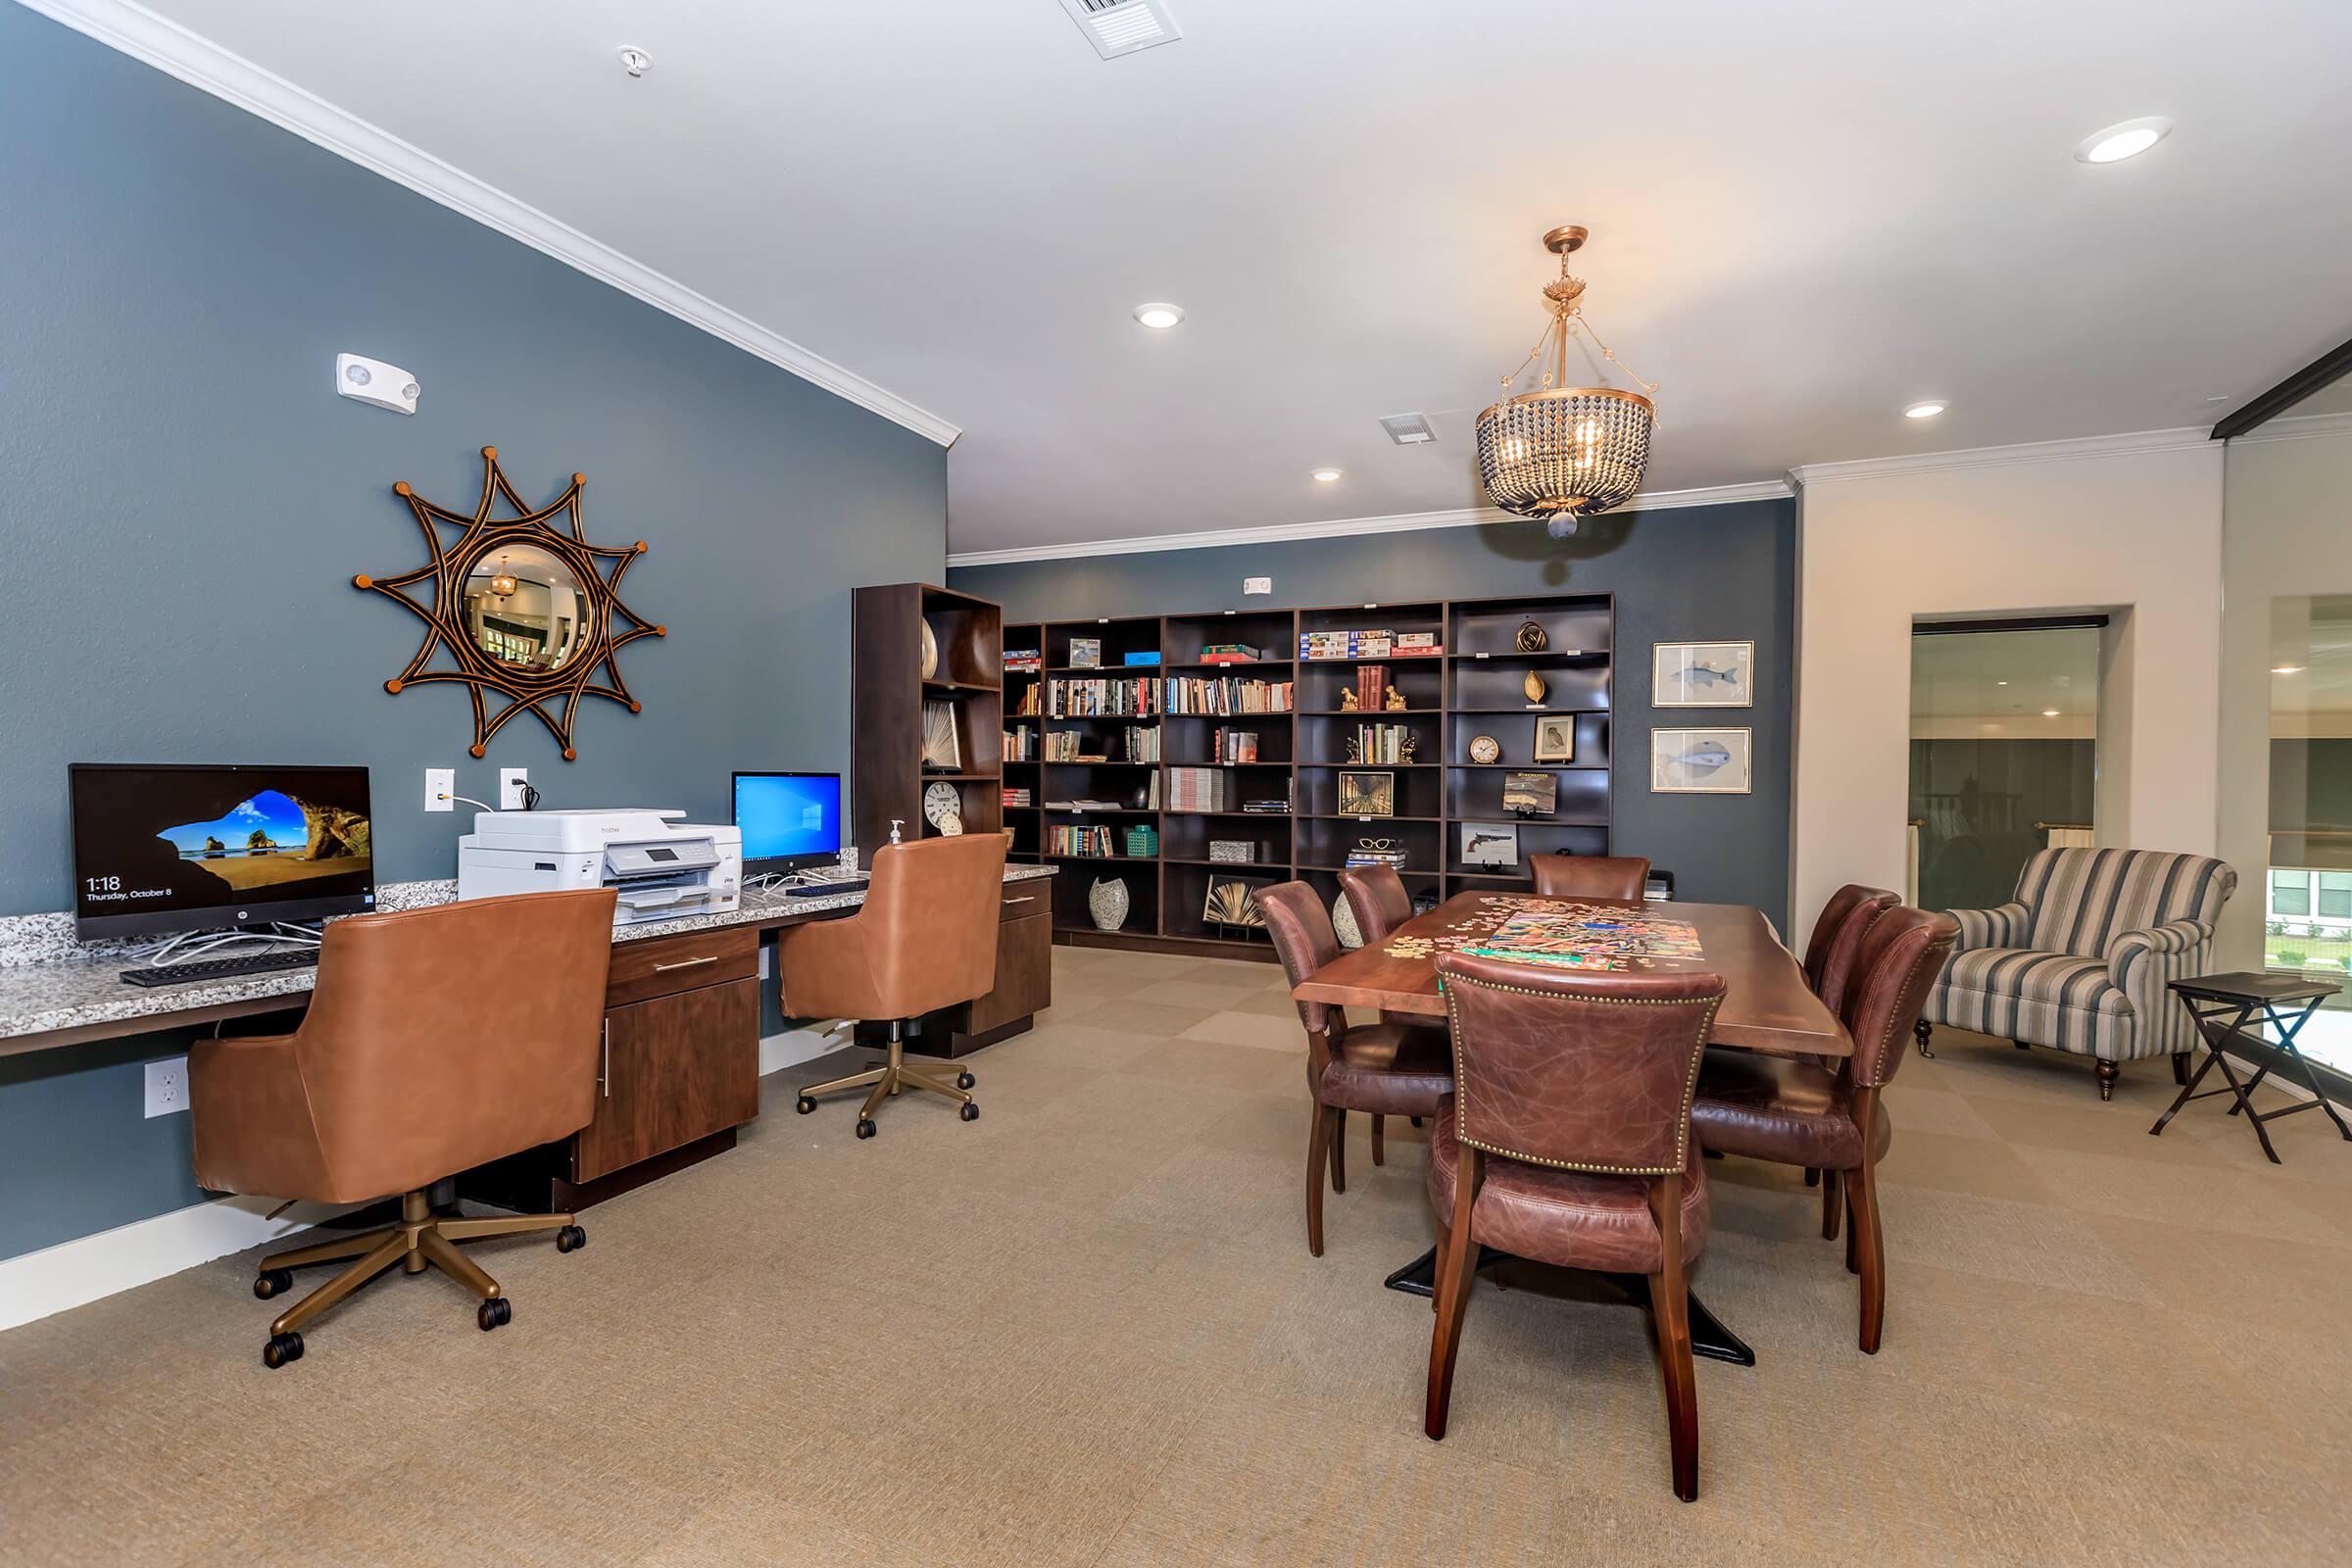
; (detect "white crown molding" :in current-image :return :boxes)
[19,0,960,448]
[2228,410,2352,446]
[945,478,1791,567]
[1788,427,2211,488]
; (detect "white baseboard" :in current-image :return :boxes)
[760,1022,851,1077]
[0,1195,360,1332]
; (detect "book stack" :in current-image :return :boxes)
[1166,766,1229,813]
[1298,629,1444,661]
[1047,676,1161,716]
[1243,796,1291,814]
[1165,675,1294,714]
[1345,841,1410,870]
[1394,632,1443,658]
[1212,727,1260,763]
[1002,785,1032,808]
[1351,722,1414,763]
[1048,823,1117,858]
[1198,642,1263,664]
[1004,647,1042,673]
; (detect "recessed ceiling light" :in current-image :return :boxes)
[616,45,652,77]
[1133,303,1185,330]
[1904,401,1947,419]
[2076,117,2172,165]
[1311,468,1343,483]
[1996,680,2009,686]
[2273,664,2307,675]
[2042,709,2062,717]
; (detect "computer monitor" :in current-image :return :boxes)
[732,771,843,873]
[69,763,377,940]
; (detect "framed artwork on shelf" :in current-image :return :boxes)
[1531,713,1577,763]
[1069,636,1102,669]
[921,701,962,771]
[1652,641,1754,709]
[1337,769,1396,817]
[1500,771,1557,816]
[1651,726,1753,794]
[1460,821,1520,868]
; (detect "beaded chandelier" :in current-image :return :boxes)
[1475,225,1659,539]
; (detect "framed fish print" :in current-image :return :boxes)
[1651,727,1752,794]
[1652,641,1754,709]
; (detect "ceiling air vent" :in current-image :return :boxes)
[1057,0,1183,60]
[1380,413,1438,446]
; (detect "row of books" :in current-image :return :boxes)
[1003,728,1036,761]
[1047,823,1123,858]
[1348,722,1416,764]
[1041,727,1160,762]
[1047,676,1161,716]
[1165,765,1229,813]
[1164,675,1293,714]
[1010,685,1041,716]
[1300,628,1442,662]
[1211,726,1262,763]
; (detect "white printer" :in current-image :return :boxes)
[458,809,742,925]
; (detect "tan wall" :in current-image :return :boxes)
[1791,436,2224,936]
[2218,416,2352,968]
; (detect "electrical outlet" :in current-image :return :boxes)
[144,1055,189,1118]
[425,767,454,811]
[500,767,530,809]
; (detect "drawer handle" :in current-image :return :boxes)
[1003,896,1039,907]
[652,956,720,972]
[600,1019,611,1099]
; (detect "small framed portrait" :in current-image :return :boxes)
[1459,820,1520,868]
[1531,713,1577,763]
[1337,769,1396,817]
[1652,641,1755,709]
[1651,727,1753,794]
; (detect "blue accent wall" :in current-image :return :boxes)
[0,8,945,1262]
[951,498,1795,925]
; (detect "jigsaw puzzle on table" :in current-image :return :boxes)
[1458,905,1704,971]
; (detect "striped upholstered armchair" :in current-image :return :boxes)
[1916,848,2237,1100]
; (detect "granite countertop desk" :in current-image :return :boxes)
[0,863,1059,1059]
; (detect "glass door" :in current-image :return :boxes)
[2261,594,2352,1074]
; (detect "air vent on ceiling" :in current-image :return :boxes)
[1380,413,1438,446]
[1057,0,1183,60]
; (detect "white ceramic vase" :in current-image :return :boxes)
[1088,876,1130,932]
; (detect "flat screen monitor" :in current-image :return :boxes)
[732,771,843,873]
[69,763,377,940]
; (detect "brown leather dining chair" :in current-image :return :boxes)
[1529,853,1651,901]
[189,888,618,1368]
[1689,906,1956,1353]
[787,833,1004,1138]
[1337,864,1415,946]
[1258,881,1452,1256]
[1424,955,1726,1502]
[1803,883,1901,1015]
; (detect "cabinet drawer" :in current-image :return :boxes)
[606,926,758,1007]
[997,882,1050,923]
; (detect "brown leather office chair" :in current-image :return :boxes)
[785,833,1004,1138]
[1803,883,1901,1015]
[1258,881,1451,1256]
[1529,854,1651,901]
[189,888,617,1368]
[1690,906,1956,1353]
[1337,864,1415,946]
[1424,955,1724,1501]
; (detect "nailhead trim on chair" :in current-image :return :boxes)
[1441,974,1722,1177]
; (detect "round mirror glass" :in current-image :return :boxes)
[461,544,588,675]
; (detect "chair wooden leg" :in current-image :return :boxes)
[1329,1109,1348,1194]
[1371,1113,1386,1166]
[2095,1058,2119,1102]
[1304,1102,1333,1257]
[1914,1018,1934,1058]
[1821,1168,1843,1241]
[1425,1148,1481,1441]
[1803,1166,1820,1188]
[1646,1175,1699,1501]
[1844,1188,1859,1275]
[1850,1157,1887,1354]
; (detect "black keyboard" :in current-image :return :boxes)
[121,949,320,988]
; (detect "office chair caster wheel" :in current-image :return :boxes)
[855,1117,877,1140]
[956,1071,976,1090]
[555,1225,586,1253]
[262,1331,304,1369]
[254,1268,294,1299]
[478,1298,513,1332]
[959,1102,980,1122]
[796,1095,817,1115]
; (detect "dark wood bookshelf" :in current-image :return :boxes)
[987,592,1614,962]
[854,583,1006,852]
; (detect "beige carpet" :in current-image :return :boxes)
[3,944,2349,1566]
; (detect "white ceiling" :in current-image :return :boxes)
[87,0,2352,554]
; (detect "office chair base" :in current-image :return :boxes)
[798,1023,974,1136]
[250,1189,579,1366]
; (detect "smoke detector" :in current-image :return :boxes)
[1379,413,1438,446]
[1057,0,1182,60]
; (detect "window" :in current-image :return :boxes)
[2273,870,2312,917]
[2323,872,2352,921]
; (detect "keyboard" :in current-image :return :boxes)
[784,880,869,899]
[121,949,320,988]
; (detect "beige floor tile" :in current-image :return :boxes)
[1176,1007,1310,1053]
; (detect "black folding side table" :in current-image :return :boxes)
[2153,972,2350,1164]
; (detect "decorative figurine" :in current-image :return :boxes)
[1401,733,1419,762]
[1524,669,1548,705]
[1384,687,1408,711]
[1515,617,1549,653]
[1340,689,1360,711]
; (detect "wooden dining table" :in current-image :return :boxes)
[1290,890,1848,1366]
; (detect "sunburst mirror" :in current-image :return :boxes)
[354,446,664,760]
